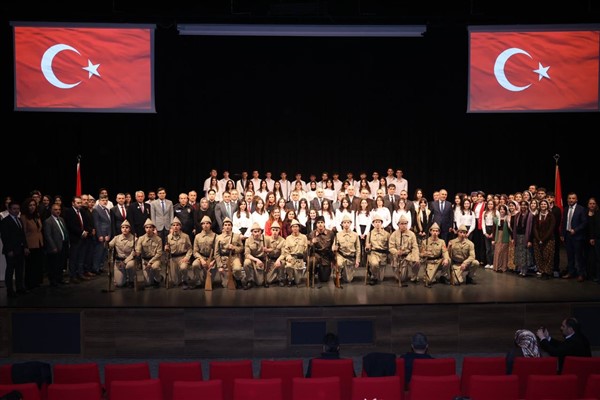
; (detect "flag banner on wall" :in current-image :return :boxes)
[468,26,600,112]
[13,22,156,112]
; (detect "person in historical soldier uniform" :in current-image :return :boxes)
[214,217,244,289]
[243,222,268,289]
[332,214,361,284]
[420,222,450,288]
[365,213,390,285]
[191,215,217,288]
[447,224,479,285]
[135,218,164,288]
[389,216,420,285]
[165,216,193,289]
[108,219,135,288]
[264,220,285,286]
[278,219,309,287]
[307,215,336,283]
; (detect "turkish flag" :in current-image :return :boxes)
[76,158,82,197]
[469,29,600,112]
[14,25,154,112]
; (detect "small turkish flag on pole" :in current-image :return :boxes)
[468,28,600,112]
[76,155,82,197]
[554,155,563,213]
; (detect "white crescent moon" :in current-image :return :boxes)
[40,44,82,89]
[494,48,532,92]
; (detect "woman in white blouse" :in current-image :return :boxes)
[392,199,412,231]
[251,197,269,230]
[232,200,252,238]
[319,199,336,231]
[372,195,392,231]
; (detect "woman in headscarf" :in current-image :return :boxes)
[506,329,541,373]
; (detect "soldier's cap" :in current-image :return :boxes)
[429,222,440,231]
[121,219,131,228]
[371,213,383,222]
[399,216,409,223]
[315,215,325,223]
[251,222,263,232]
[171,216,181,226]
[290,219,300,226]
[341,214,352,223]
[144,218,155,227]
[271,221,280,229]
[457,224,468,232]
[222,217,232,224]
[201,215,212,224]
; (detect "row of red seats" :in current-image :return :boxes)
[1,356,600,400]
[2,374,600,400]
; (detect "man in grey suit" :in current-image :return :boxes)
[43,204,69,286]
[92,195,112,275]
[151,187,174,245]
[431,188,454,243]
[215,191,238,233]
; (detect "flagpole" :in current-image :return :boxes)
[76,155,82,197]
[553,154,563,212]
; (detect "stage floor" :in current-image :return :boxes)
[2,267,599,309]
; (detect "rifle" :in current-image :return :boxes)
[447,243,461,286]
[420,236,433,288]
[226,234,236,290]
[204,235,216,291]
[364,230,372,285]
[165,244,171,290]
[102,241,115,293]
[397,230,408,288]
[262,234,269,288]
[306,243,311,289]
[332,235,342,289]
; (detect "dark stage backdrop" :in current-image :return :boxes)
[2,7,598,204]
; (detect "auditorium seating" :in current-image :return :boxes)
[173,380,223,400]
[0,364,12,384]
[292,376,340,400]
[259,359,304,400]
[511,356,558,398]
[53,363,102,385]
[412,357,456,377]
[47,382,103,400]
[351,376,404,400]
[408,375,461,400]
[233,377,283,400]
[583,373,600,400]
[0,383,41,400]
[209,360,254,400]
[104,362,151,400]
[469,375,519,400]
[309,358,354,400]
[460,356,506,396]
[110,378,163,400]
[562,356,600,398]
[524,374,578,400]
[158,361,203,400]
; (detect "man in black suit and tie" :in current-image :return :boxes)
[560,192,587,281]
[536,316,592,372]
[432,189,453,243]
[128,190,151,237]
[384,184,400,215]
[43,204,69,287]
[0,202,29,297]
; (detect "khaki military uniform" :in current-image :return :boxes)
[192,230,217,286]
[366,228,390,282]
[308,229,335,283]
[279,233,308,285]
[335,229,361,283]
[214,232,243,288]
[135,234,163,286]
[421,238,449,285]
[447,237,479,284]
[389,229,420,283]
[166,232,192,287]
[264,235,285,284]
[244,235,267,286]
[108,233,135,287]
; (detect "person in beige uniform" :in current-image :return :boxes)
[243,222,268,290]
[447,224,479,285]
[278,219,308,287]
[214,217,244,289]
[389,216,420,286]
[333,214,361,283]
[365,213,389,285]
[192,215,217,288]
[135,218,164,288]
[264,221,285,286]
[165,216,193,289]
[108,219,135,288]
[420,222,449,288]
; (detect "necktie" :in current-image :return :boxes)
[294,202,298,211]
[390,195,393,203]
[14,216,22,229]
[121,206,126,220]
[76,209,83,228]
[567,206,574,230]
[161,200,165,213]
[140,203,144,214]
[226,202,231,218]
[440,201,444,212]
[56,218,66,240]
[104,207,110,218]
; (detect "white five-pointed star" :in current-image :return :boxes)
[533,62,550,81]
[82,59,101,79]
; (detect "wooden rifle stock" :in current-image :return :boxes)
[226,234,236,290]
[364,230,371,285]
[204,235,216,291]
[447,243,460,285]
[165,246,171,289]
[104,241,115,293]
[133,235,143,291]
[332,235,341,289]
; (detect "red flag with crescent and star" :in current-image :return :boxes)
[468,28,600,112]
[13,24,155,112]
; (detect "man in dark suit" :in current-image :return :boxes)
[0,201,28,297]
[561,192,587,281]
[110,193,128,238]
[384,183,400,215]
[536,317,591,372]
[128,190,151,237]
[43,204,69,286]
[215,191,238,233]
[431,188,453,243]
